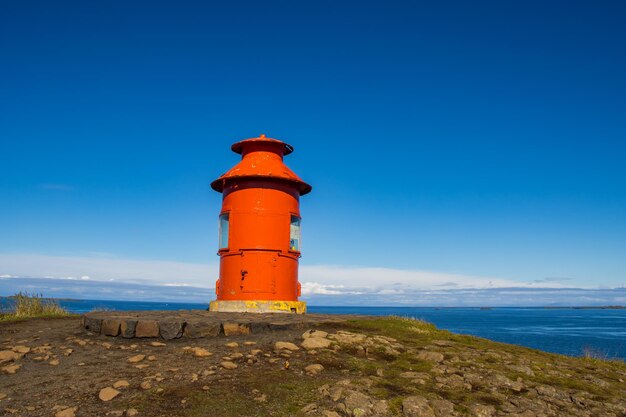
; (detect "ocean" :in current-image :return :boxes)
[9,298,626,360]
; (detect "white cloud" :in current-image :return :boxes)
[301,282,345,295]
[0,252,590,305]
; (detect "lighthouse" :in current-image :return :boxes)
[209,135,311,314]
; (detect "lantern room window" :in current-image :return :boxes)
[290,215,301,251]
[219,213,229,249]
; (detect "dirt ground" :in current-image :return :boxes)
[1,316,340,417]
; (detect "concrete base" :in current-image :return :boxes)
[209,300,307,314]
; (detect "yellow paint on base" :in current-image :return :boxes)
[209,300,307,314]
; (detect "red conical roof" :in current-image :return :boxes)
[211,135,312,195]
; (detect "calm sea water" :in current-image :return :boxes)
[7,299,625,360]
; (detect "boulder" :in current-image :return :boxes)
[102,319,121,337]
[120,320,138,338]
[302,337,332,350]
[402,396,435,417]
[159,321,184,340]
[184,321,220,338]
[135,321,159,338]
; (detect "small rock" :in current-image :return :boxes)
[99,387,121,401]
[191,347,213,357]
[11,346,30,354]
[2,364,21,374]
[54,406,78,417]
[63,349,73,356]
[0,392,7,400]
[254,394,267,402]
[469,404,495,417]
[126,409,139,417]
[149,342,166,347]
[147,355,156,361]
[243,341,256,346]
[113,380,130,389]
[302,330,329,339]
[275,341,300,351]
[127,354,145,363]
[305,364,324,375]
[225,342,239,348]
[0,350,21,363]
[416,351,445,362]
[140,381,152,390]
[221,361,238,369]
[49,359,60,366]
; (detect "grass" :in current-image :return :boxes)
[0,292,72,321]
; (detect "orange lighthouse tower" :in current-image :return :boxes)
[208,135,311,314]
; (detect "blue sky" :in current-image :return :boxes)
[1,1,625,305]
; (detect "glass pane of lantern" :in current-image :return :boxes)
[290,215,301,251]
[219,213,229,249]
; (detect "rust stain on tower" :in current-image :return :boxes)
[209,135,312,313]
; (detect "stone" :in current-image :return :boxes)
[135,321,159,338]
[147,355,156,361]
[127,354,145,363]
[190,347,213,357]
[149,341,166,347]
[372,400,389,415]
[223,322,250,336]
[302,337,332,350]
[84,317,103,334]
[416,351,445,363]
[159,321,184,340]
[469,405,495,417]
[99,387,121,401]
[305,364,324,375]
[402,396,435,417]
[343,391,373,416]
[275,341,300,351]
[54,407,78,417]
[184,321,221,338]
[243,341,257,346]
[135,364,149,369]
[126,409,139,417]
[225,342,239,348]
[2,364,21,374]
[0,350,21,363]
[121,320,138,338]
[11,346,30,354]
[113,380,130,389]
[430,399,454,417]
[221,361,238,369]
[302,330,329,339]
[0,392,7,400]
[329,331,367,345]
[140,381,152,390]
[102,319,122,336]
[49,359,60,366]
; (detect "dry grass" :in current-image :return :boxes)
[0,292,71,321]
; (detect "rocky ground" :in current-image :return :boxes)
[1,315,625,417]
